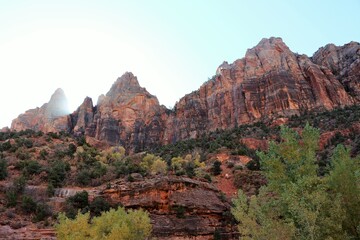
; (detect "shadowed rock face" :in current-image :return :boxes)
[11,38,360,151]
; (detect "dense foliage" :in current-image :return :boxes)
[231,124,360,240]
[56,207,152,240]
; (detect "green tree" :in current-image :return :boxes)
[56,207,152,240]
[328,145,360,239]
[232,124,346,240]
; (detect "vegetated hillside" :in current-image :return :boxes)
[1,105,360,239]
[10,38,360,152]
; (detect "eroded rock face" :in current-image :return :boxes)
[101,176,236,239]
[11,88,71,132]
[163,37,355,144]
[312,41,360,101]
[71,72,167,151]
[11,38,360,152]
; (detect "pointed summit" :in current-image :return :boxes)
[106,72,141,98]
[46,88,70,118]
[247,37,291,55]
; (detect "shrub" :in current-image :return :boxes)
[47,161,70,187]
[76,170,91,186]
[1,141,12,151]
[56,207,152,240]
[39,149,48,160]
[21,195,37,214]
[204,174,212,183]
[47,183,55,197]
[151,158,167,175]
[67,143,77,157]
[0,158,8,180]
[212,160,222,176]
[33,202,51,222]
[22,160,42,176]
[67,191,89,209]
[5,189,17,207]
[89,197,111,217]
[185,162,195,178]
[172,205,185,218]
[13,176,26,194]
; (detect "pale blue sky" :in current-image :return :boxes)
[1,0,359,128]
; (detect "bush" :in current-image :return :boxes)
[65,191,90,218]
[204,174,212,183]
[151,158,167,175]
[21,195,37,214]
[39,149,48,160]
[89,197,111,217]
[212,160,222,176]
[246,159,260,171]
[13,176,26,194]
[5,189,17,207]
[22,160,42,176]
[33,202,51,222]
[1,141,12,151]
[76,170,91,186]
[172,205,185,218]
[56,207,152,240]
[0,158,8,180]
[67,143,77,157]
[47,161,70,187]
[67,191,89,210]
[47,183,55,197]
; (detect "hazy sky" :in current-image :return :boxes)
[1,0,359,128]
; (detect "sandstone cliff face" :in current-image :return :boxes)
[11,88,71,133]
[72,72,167,151]
[101,176,235,239]
[11,38,360,151]
[163,37,355,144]
[312,41,360,101]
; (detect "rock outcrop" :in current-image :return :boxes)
[11,38,360,151]
[11,88,71,133]
[70,72,167,151]
[101,176,236,239]
[312,41,360,101]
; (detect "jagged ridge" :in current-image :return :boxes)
[11,37,360,152]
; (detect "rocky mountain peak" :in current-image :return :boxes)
[251,37,290,53]
[46,88,70,119]
[106,72,141,98]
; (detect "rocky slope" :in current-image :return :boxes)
[11,37,360,151]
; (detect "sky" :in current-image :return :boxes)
[0,0,359,128]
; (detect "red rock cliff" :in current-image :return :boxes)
[163,37,356,144]
[11,38,360,151]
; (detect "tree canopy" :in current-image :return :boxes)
[232,124,360,240]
